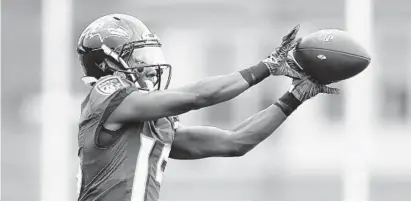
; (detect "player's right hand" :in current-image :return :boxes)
[262,25,303,79]
[290,76,340,102]
[287,58,340,102]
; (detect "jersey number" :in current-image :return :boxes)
[131,134,170,200]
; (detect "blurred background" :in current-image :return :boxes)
[2,0,411,200]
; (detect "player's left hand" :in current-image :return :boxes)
[262,25,303,79]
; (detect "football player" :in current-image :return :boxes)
[76,14,339,201]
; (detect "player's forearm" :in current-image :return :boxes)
[178,62,270,109]
[180,73,248,108]
[169,93,300,159]
[228,104,287,155]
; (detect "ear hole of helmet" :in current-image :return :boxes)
[80,50,110,79]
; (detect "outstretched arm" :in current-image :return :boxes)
[170,104,287,159]
[170,69,340,160]
[107,63,269,123]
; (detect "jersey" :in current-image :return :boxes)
[77,75,179,201]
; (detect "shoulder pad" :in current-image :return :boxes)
[95,76,126,95]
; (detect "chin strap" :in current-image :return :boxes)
[101,44,131,69]
[101,44,147,89]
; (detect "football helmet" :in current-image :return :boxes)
[77,14,172,91]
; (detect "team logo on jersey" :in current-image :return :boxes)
[96,77,125,95]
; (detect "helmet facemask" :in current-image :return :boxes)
[101,37,172,91]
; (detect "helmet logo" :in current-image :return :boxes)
[82,21,106,42]
[82,21,130,43]
[107,27,130,39]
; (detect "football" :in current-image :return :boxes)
[291,29,371,84]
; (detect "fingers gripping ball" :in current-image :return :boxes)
[290,77,340,102]
[291,29,371,84]
[263,25,303,79]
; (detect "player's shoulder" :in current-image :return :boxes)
[88,75,135,100]
[83,75,135,111]
[93,75,132,96]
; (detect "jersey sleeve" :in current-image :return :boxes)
[82,76,137,129]
[87,75,137,123]
[78,75,137,148]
